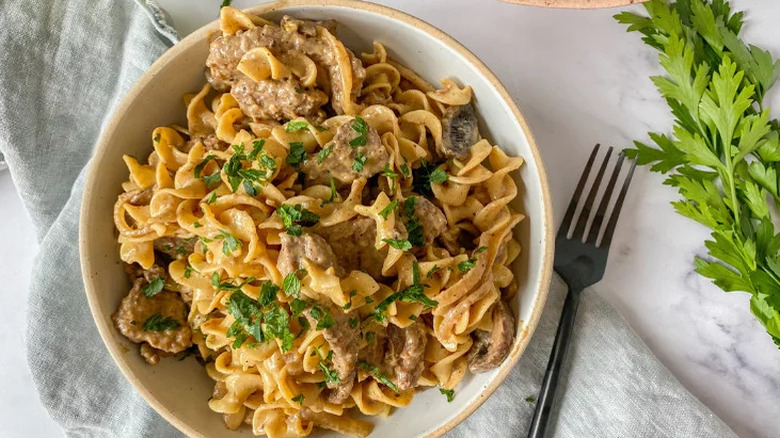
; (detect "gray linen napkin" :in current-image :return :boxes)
[0,0,736,437]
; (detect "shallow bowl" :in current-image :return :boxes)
[80,1,554,436]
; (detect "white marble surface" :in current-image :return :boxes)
[2,0,779,437]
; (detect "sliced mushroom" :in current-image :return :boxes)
[467,300,515,373]
[441,103,480,159]
[384,320,427,391]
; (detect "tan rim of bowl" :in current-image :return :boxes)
[499,0,647,9]
[79,1,555,437]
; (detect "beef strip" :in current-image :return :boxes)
[441,104,480,159]
[277,231,344,277]
[154,236,196,259]
[304,300,360,404]
[231,77,328,120]
[113,278,192,354]
[301,118,389,187]
[384,321,427,391]
[280,16,337,37]
[185,134,224,152]
[315,217,387,279]
[466,300,515,373]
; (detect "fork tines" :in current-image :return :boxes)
[559,144,637,248]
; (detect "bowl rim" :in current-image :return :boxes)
[79,1,554,436]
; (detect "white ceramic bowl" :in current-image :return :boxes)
[80,1,554,436]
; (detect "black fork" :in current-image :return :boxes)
[527,144,637,438]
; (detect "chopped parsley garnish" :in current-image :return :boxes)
[349,116,369,147]
[142,313,180,332]
[276,204,320,236]
[264,304,295,352]
[314,125,327,132]
[309,305,335,330]
[183,265,193,279]
[525,396,535,403]
[429,168,449,184]
[258,282,279,307]
[193,221,202,228]
[439,388,455,402]
[381,164,398,180]
[383,238,412,251]
[366,331,375,344]
[153,133,161,143]
[352,151,367,172]
[348,317,359,328]
[248,139,265,160]
[358,361,399,393]
[474,246,488,254]
[202,172,221,186]
[285,121,309,133]
[408,314,418,321]
[317,145,333,163]
[314,347,340,385]
[458,258,477,273]
[292,394,305,405]
[373,262,437,321]
[378,201,398,220]
[286,142,307,167]
[142,278,165,298]
[218,230,242,256]
[221,143,276,193]
[220,0,232,8]
[290,298,308,317]
[319,362,340,385]
[412,159,444,198]
[206,191,217,204]
[399,163,410,179]
[427,265,440,277]
[282,270,305,298]
[194,154,216,178]
[342,290,358,310]
[364,296,373,304]
[321,177,337,207]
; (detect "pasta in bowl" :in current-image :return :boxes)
[81,2,553,438]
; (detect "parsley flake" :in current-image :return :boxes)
[439,388,455,402]
[286,142,307,167]
[285,121,309,133]
[142,313,180,332]
[142,278,165,298]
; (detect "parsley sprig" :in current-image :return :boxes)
[616,0,780,346]
[276,204,320,236]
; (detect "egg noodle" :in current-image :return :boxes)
[112,7,525,437]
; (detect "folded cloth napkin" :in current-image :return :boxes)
[0,0,736,436]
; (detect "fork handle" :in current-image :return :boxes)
[527,286,582,438]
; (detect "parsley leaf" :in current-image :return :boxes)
[358,361,399,393]
[378,201,398,220]
[412,159,443,197]
[317,145,333,163]
[616,0,780,347]
[429,168,449,184]
[142,313,180,332]
[458,258,477,273]
[282,270,304,298]
[439,388,455,402]
[285,121,309,132]
[352,151,367,172]
[292,394,305,405]
[276,204,320,236]
[286,142,307,167]
[219,230,241,256]
[142,278,165,298]
[383,238,412,251]
[194,155,216,178]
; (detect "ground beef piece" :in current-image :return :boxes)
[384,321,427,391]
[277,232,344,277]
[302,118,389,188]
[113,278,192,354]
